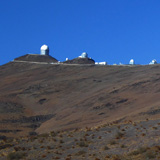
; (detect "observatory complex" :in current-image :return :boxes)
[12,44,160,66]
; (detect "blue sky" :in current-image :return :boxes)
[1,0,160,65]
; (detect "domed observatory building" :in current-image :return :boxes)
[149,59,157,65]
[40,44,49,55]
[64,52,95,64]
[129,59,135,65]
[14,44,58,63]
[80,52,88,58]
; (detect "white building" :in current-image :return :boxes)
[79,52,88,58]
[129,59,135,65]
[149,59,157,65]
[40,44,49,55]
[95,62,107,65]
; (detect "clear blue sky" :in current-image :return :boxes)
[1,0,160,65]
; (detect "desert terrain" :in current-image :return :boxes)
[0,58,160,159]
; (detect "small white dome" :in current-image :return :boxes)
[149,59,157,65]
[41,44,49,51]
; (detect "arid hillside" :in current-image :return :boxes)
[0,61,160,138]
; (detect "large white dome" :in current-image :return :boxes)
[41,44,49,51]
[40,44,49,55]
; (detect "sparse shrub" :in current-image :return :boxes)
[39,133,49,138]
[74,128,79,132]
[78,141,88,147]
[95,128,99,131]
[105,155,110,158]
[30,136,37,142]
[59,134,63,138]
[152,126,158,130]
[129,147,148,156]
[5,138,14,143]
[0,144,13,150]
[14,147,21,151]
[74,138,78,141]
[0,135,6,140]
[109,140,117,145]
[112,155,122,160]
[1,153,4,157]
[59,140,64,143]
[68,134,73,137]
[39,139,44,143]
[154,145,160,150]
[42,154,46,158]
[120,144,126,148]
[7,152,26,160]
[133,122,137,126]
[141,133,146,136]
[29,132,37,136]
[85,133,89,136]
[52,138,57,142]
[115,132,124,139]
[117,125,120,129]
[75,150,86,156]
[103,145,109,150]
[50,131,57,137]
[145,151,156,159]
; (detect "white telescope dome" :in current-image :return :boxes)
[149,59,157,65]
[129,59,135,65]
[41,44,49,51]
[40,44,49,55]
[81,52,88,58]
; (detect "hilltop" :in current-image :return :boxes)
[14,54,58,63]
[63,57,95,64]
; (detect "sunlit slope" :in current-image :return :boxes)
[0,62,160,136]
